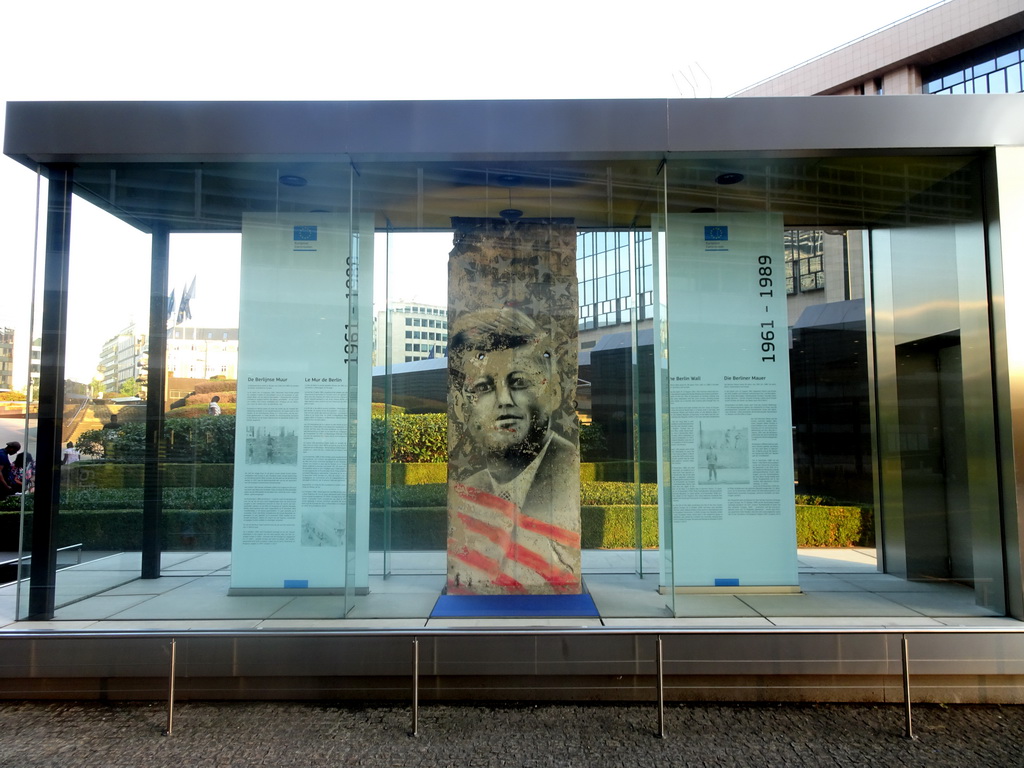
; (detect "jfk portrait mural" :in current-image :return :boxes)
[446,218,582,595]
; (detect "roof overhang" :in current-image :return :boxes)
[7,96,1024,165]
[5,98,1021,232]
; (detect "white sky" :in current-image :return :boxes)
[0,0,947,383]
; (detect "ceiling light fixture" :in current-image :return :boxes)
[500,187,523,220]
[715,172,745,185]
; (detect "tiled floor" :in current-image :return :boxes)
[0,548,1016,631]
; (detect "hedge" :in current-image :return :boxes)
[166,403,238,418]
[370,463,448,487]
[0,487,232,512]
[194,380,238,395]
[371,413,447,463]
[366,482,659,508]
[1,509,233,552]
[368,413,610,464]
[795,504,874,547]
[368,463,657,487]
[580,461,658,483]
[76,415,236,463]
[58,462,234,490]
[53,459,656,490]
[74,410,625,467]
[0,500,872,554]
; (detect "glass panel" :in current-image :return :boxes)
[868,157,1004,615]
[651,205,674,615]
[8,169,45,620]
[1009,64,1022,93]
[17,152,1005,626]
[975,58,996,76]
[46,195,151,616]
[164,232,239,576]
[651,155,1003,619]
[997,51,1020,68]
[374,229,449,593]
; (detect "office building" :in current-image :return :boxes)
[374,301,448,365]
[97,322,146,394]
[737,0,1024,96]
[0,328,13,391]
[165,326,239,380]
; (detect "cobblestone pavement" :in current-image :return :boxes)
[1,701,1022,767]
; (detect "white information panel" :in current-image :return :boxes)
[662,214,798,589]
[230,213,370,592]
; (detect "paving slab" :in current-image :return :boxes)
[0,701,1021,768]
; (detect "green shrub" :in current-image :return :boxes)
[370,462,446,487]
[370,482,447,508]
[0,476,872,553]
[394,463,447,485]
[370,413,448,463]
[371,403,406,417]
[370,418,388,463]
[167,403,237,418]
[580,462,657,483]
[369,507,447,550]
[3,509,233,551]
[581,482,657,506]
[795,505,873,547]
[367,481,659,508]
[581,505,658,548]
[579,422,608,461]
[0,487,233,512]
[365,505,660,550]
[391,413,447,463]
[77,416,237,463]
[60,462,234,489]
[795,493,839,506]
[194,380,238,394]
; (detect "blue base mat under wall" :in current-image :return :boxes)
[430,593,600,618]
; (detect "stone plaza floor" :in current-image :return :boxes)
[1,699,1022,767]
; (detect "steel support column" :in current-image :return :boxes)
[142,226,169,579]
[27,167,73,620]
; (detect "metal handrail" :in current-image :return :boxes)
[0,542,84,569]
[5,625,1024,740]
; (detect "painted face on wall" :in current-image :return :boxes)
[461,343,559,458]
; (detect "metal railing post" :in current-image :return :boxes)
[901,633,914,740]
[656,635,666,738]
[164,638,176,736]
[411,637,419,737]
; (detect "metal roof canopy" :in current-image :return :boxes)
[5,97,1023,231]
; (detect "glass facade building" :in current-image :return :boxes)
[3,97,1024,701]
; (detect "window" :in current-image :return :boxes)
[924,32,1024,95]
[785,230,825,293]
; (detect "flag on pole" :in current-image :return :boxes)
[177,276,196,324]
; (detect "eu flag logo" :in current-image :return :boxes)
[294,225,318,242]
[704,226,728,242]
